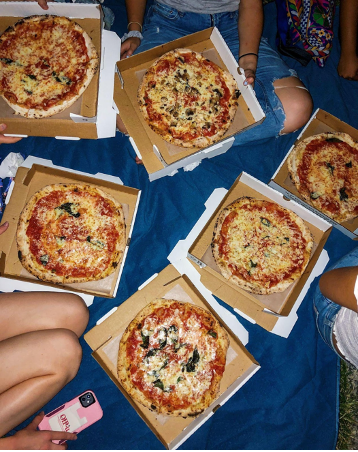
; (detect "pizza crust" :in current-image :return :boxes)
[117,299,229,418]
[16,184,126,284]
[287,132,358,222]
[211,197,314,295]
[0,15,99,118]
[138,49,239,148]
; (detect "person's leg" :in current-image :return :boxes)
[313,246,358,359]
[0,328,82,436]
[220,13,313,143]
[0,291,89,341]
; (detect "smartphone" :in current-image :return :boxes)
[38,390,103,444]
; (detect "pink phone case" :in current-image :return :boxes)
[38,390,103,444]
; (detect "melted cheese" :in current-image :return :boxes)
[0,17,90,110]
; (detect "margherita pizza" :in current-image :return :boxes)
[117,299,229,417]
[0,15,99,118]
[287,132,358,222]
[16,184,126,284]
[211,197,313,295]
[138,48,240,148]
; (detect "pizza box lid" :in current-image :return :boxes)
[84,264,260,450]
[0,2,120,140]
[113,27,265,181]
[0,159,141,298]
[269,108,358,240]
[186,172,332,329]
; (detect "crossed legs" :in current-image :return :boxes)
[0,291,89,437]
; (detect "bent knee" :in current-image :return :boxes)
[47,329,83,383]
[50,293,89,336]
[274,77,313,134]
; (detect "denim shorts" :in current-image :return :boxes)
[313,247,358,354]
[138,1,299,144]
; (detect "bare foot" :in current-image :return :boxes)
[116,115,129,135]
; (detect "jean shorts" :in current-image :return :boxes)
[313,247,358,354]
[138,1,299,144]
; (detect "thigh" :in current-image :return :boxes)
[139,3,189,53]
[0,328,79,394]
[0,291,88,341]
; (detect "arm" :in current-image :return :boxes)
[319,266,358,312]
[121,0,147,59]
[338,0,358,80]
[238,0,263,86]
[0,124,22,145]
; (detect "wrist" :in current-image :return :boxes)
[122,31,143,43]
[127,21,142,32]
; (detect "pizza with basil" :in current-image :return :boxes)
[0,15,99,118]
[287,132,358,222]
[117,299,229,417]
[16,184,126,284]
[137,48,240,148]
[211,197,313,295]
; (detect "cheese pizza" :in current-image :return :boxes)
[16,184,126,284]
[211,197,313,295]
[287,132,358,222]
[137,48,240,148]
[117,299,229,417]
[0,15,99,118]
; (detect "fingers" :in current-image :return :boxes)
[26,411,45,431]
[0,222,9,236]
[49,431,77,441]
[37,0,49,10]
[0,123,23,144]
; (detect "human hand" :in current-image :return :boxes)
[0,222,9,236]
[5,412,77,450]
[120,37,141,59]
[338,54,358,81]
[0,124,23,145]
[36,0,49,9]
[238,54,258,87]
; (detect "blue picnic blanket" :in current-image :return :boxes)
[2,1,358,449]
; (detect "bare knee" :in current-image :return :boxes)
[274,77,313,134]
[47,329,83,384]
[48,293,89,337]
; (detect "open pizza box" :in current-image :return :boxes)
[0,2,121,140]
[114,27,265,181]
[269,108,358,240]
[185,172,331,333]
[0,156,141,299]
[84,264,260,450]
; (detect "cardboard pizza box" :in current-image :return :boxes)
[114,27,265,181]
[186,172,332,331]
[269,108,358,240]
[0,158,141,298]
[84,264,260,450]
[0,2,121,139]
[168,185,330,336]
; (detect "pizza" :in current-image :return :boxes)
[287,132,358,222]
[16,184,126,284]
[137,48,240,148]
[0,15,99,118]
[211,197,313,295]
[117,298,229,417]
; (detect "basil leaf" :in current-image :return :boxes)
[140,331,150,349]
[260,217,271,227]
[153,379,164,391]
[340,187,349,201]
